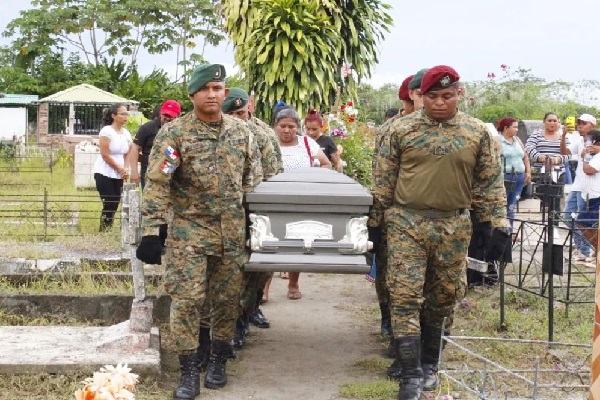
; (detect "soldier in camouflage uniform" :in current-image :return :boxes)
[369,69,428,380]
[221,87,283,349]
[369,65,509,400]
[136,64,262,400]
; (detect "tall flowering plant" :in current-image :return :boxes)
[339,100,359,123]
[74,363,139,400]
[323,101,375,188]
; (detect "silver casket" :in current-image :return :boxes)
[244,168,373,274]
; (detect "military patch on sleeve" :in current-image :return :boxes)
[160,160,175,174]
[164,146,180,161]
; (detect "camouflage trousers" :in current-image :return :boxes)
[385,207,471,337]
[240,271,273,312]
[375,225,390,305]
[164,248,244,353]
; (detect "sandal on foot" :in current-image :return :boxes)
[287,288,302,300]
[260,293,269,304]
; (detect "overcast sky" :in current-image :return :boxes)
[2,0,600,88]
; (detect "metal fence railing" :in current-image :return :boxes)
[0,188,119,239]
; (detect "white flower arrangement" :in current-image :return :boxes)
[74,363,139,400]
[325,113,348,138]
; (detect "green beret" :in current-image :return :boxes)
[408,68,429,90]
[187,64,226,95]
[222,87,249,113]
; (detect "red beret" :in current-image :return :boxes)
[420,65,460,94]
[398,75,414,101]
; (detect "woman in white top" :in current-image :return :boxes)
[92,103,136,231]
[273,107,331,300]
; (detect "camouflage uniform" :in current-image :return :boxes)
[369,109,507,337]
[369,113,403,307]
[248,115,283,180]
[240,116,283,312]
[142,112,262,352]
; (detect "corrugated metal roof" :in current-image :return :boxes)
[0,93,39,105]
[37,83,138,104]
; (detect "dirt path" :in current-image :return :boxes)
[201,273,382,400]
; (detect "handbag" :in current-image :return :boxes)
[303,135,314,166]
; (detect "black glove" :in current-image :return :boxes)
[469,221,492,260]
[472,221,492,240]
[368,226,382,253]
[136,235,162,265]
[485,228,510,262]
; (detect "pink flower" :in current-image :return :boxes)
[501,64,508,70]
[469,97,474,101]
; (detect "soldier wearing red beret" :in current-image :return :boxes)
[369,65,509,400]
[398,75,415,116]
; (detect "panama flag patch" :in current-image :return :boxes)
[160,160,175,174]
[164,146,180,161]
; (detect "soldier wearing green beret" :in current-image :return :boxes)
[220,87,283,348]
[136,64,263,400]
[406,68,428,113]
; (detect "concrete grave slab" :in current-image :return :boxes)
[0,321,161,376]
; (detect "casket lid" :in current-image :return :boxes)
[245,168,373,206]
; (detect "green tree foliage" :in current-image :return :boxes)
[460,67,600,123]
[323,0,392,101]
[355,82,399,124]
[224,0,338,121]
[223,0,393,121]
[115,69,190,117]
[3,0,224,75]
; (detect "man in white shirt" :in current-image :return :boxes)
[560,113,597,262]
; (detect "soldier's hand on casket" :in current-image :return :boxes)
[368,227,382,253]
[485,228,510,262]
[136,235,162,265]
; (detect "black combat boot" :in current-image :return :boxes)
[386,338,402,379]
[196,326,211,371]
[242,312,250,337]
[379,302,392,337]
[231,316,247,349]
[395,336,422,400]
[173,353,200,400]
[386,337,395,359]
[248,289,271,328]
[421,325,444,391]
[205,339,236,389]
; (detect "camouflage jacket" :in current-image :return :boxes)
[142,112,263,255]
[369,109,508,228]
[248,116,283,180]
[369,114,403,227]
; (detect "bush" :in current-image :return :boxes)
[333,123,375,188]
[0,141,16,160]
